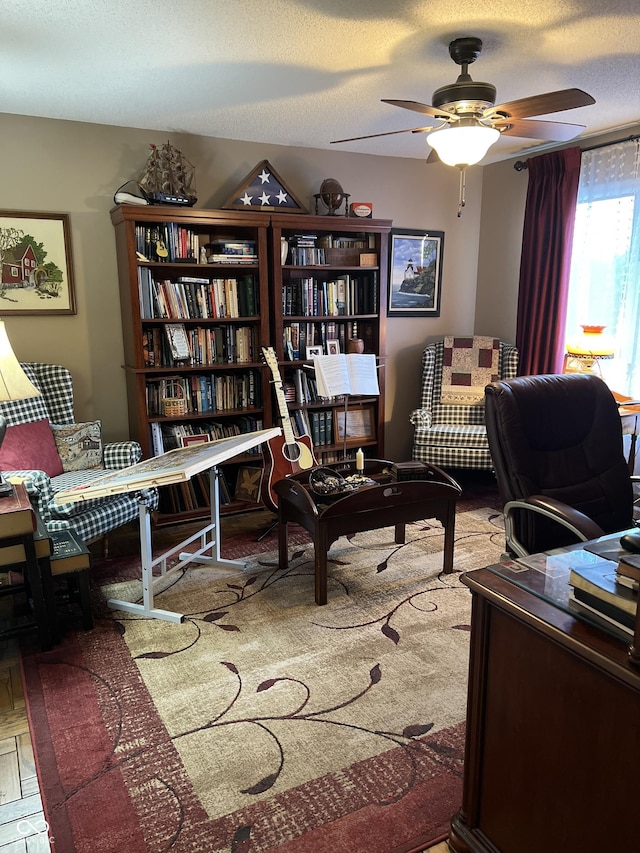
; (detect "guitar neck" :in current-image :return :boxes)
[273,377,298,445]
[263,347,298,445]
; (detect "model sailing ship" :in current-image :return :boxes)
[139,142,197,206]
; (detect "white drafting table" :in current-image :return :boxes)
[55,427,281,623]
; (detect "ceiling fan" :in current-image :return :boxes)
[331,36,596,168]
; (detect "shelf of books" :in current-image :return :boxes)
[269,213,392,465]
[111,205,274,525]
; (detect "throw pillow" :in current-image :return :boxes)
[51,421,103,471]
[0,419,64,477]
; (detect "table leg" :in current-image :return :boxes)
[24,535,52,651]
[315,527,329,605]
[394,522,406,544]
[442,502,456,574]
[278,515,289,569]
[629,418,638,474]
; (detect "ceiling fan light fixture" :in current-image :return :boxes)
[426,123,500,167]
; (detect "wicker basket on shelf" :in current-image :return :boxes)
[161,379,188,417]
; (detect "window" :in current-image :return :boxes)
[565,139,640,395]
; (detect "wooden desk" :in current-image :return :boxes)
[449,550,640,853]
[275,459,461,605]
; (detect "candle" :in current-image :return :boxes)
[356,448,364,472]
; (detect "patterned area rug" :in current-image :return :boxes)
[22,506,505,853]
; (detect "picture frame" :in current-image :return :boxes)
[164,323,192,361]
[179,434,211,448]
[306,344,323,359]
[0,211,76,315]
[334,405,375,446]
[326,339,341,355]
[387,228,444,317]
[234,465,263,503]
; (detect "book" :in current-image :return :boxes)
[0,483,37,538]
[312,353,379,398]
[568,558,638,618]
[49,530,91,574]
[0,503,48,567]
[568,591,633,641]
[617,562,640,584]
[617,552,640,582]
[150,422,165,456]
[615,573,639,592]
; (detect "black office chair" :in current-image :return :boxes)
[485,373,636,558]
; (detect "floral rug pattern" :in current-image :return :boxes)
[23,507,505,853]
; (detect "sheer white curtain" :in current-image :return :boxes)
[565,138,640,395]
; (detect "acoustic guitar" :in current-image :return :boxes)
[262,346,317,512]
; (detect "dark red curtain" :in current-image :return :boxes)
[515,147,581,375]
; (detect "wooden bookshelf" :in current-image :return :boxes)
[111,206,392,524]
[110,204,273,525]
[269,213,392,465]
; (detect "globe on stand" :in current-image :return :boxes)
[314,178,350,216]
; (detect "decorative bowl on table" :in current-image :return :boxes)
[309,468,375,499]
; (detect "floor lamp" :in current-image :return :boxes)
[0,321,41,496]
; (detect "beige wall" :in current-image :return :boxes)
[475,158,527,341]
[1,111,517,461]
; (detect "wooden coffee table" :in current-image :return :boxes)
[274,459,461,604]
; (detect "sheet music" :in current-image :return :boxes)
[313,354,379,397]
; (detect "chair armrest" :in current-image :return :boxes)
[103,441,143,470]
[504,495,606,558]
[4,469,55,523]
[409,409,432,429]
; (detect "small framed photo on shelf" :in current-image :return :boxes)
[164,323,192,361]
[388,228,444,317]
[334,405,375,446]
[179,434,211,448]
[0,211,76,315]
[306,345,323,359]
[326,340,341,355]
[234,466,263,503]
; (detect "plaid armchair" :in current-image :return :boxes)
[0,363,158,543]
[410,338,519,470]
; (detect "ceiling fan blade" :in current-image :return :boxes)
[486,88,595,120]
[381,99,457,121]
[495,118,586,142]
[331,126,435,144]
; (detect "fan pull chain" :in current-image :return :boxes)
[458,167,466,217]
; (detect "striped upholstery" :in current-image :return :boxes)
[0,363,158,544]
[410,339,519,470]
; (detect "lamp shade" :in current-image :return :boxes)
[565,325,615,359]
[0,321,40,401]
[427,122,500,167]
[564,324,616,377]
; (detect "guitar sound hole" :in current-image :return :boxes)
[283,443,302,464]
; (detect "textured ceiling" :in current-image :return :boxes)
[3,0,640,164]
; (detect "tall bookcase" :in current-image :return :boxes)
[269,213,392,465]
[110,204,273,524]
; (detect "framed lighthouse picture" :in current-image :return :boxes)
[387,228,444,317]
[0,211,76,315]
